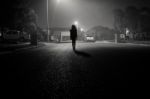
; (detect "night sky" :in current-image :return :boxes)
[36,0,150,30]
[1,0,150,30]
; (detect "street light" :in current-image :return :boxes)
[74,21,78,26]
[57,0,61,3]
[80,28,84,32]
[74,21,79,29]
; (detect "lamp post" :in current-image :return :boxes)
[47,0,50,42]
[47,0,61,42]
[51,0,60,26]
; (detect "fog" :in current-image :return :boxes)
[31,0,150,30]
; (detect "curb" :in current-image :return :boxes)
[124,43,150,46]
[0,43,45,55]
[0,51,12,55]
[14,43,45,51]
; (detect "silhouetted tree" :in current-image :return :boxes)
[113,6,150,40]
[113,9,125,34]
[138,7,150,40]
[14,2,38,45]
[140,7,150,32]
[124,6,140,33]
[0,0,39,45]
[37,27,47,41]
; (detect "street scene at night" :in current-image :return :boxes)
[0,0,150,98]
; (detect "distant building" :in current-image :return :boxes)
[49,27,70,42]
[49,27,85,42]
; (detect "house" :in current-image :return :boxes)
[49,27,70,42]
[49,27,85,42]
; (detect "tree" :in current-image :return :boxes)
[0,0,39,45]
[139,7,150,40]
[140,7,150,32]
[124,6,140,33]
[113,9,125,34]
[37,27,48,41]
[114,6,150,40]
[14,7,38,45]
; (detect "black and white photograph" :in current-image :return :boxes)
[0,0,150,98]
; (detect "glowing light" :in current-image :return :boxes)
[80,28,84,32]
[126,28,130,35]
[57,0,61,3]
[74,21,78,26]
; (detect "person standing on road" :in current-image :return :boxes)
[70,25,77,51]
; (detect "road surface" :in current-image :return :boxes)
[1,42,149,98]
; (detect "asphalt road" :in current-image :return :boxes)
[1,42,150,98]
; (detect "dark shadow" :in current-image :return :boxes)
[74,50,92,58]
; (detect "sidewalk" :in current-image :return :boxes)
[118,40,150,45]
[0,42,45,55]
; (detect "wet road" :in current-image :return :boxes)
[1,42,149,98]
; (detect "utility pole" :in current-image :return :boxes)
[47,0,50,42]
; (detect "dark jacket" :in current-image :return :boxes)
[70,25,77,40]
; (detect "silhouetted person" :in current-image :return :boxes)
[70,25,77,51]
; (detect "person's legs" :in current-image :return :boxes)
[74,39,76,50]
[72,39,76,51]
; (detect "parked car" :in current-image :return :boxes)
[20,31,30,42]
[85,34,96,42]
[3,30,30,43]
